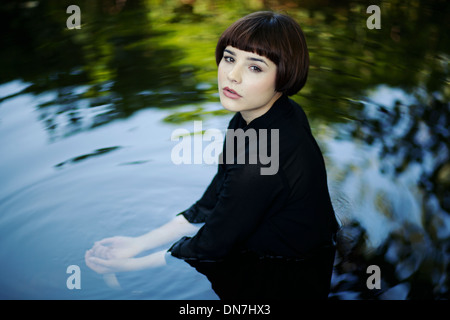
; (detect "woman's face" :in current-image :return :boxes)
[218,46,282,124]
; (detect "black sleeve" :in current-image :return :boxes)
[178,113,239,224]
[169,163,285,261]
[177,171,221,224]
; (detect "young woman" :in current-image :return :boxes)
[86,11,339,299]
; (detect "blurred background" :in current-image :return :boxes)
[0,0,448,299]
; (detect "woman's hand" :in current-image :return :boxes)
[86,215,198,262]
[88,236,143,260]
[85,236,147,274]
[84,249,136,274]
[85,215,197,274]
[85,249,167,274]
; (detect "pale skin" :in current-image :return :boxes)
[218,46,282,124]
[85,46,282,274]
[85,215,199,273]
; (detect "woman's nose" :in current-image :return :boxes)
[227,66,242,83]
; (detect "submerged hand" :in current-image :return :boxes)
[85,249,135,274]
[88,236,143,260]
[85,249,167,274]
[84,215,193,274]
[84,236,143,274]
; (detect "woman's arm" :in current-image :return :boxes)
[86,215,201,266]
[169,163,285,261]
[135,214,201,252]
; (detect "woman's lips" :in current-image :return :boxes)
[223,87,242,99]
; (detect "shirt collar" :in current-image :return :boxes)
[237,94,291,130]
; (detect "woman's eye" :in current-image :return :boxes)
[224,56,234,63]
[250,66,262,73]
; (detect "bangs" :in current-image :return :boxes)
[215,16,282,66]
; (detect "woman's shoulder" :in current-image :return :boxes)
[286,98,311,131]
[274,98,321,162]
[274,98,311,141]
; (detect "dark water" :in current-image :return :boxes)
[0,0,449,299]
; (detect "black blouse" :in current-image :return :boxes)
[168,94,339,262]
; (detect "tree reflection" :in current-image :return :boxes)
[355,95,449,214]
[333,218,449,299]
[1,0,448,136]
[330,91,449,299]
[0,0,210,140]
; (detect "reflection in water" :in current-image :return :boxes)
[0,0,449,299]
[329,87,450,299]
[186,246,336,299]
[55,146,122,168]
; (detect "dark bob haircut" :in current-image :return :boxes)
[215,11,309,96]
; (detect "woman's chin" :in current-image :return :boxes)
[219,98,243,113]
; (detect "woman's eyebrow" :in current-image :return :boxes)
[248,56,268,66]
[224,49,235,56]
[224,49,268,66]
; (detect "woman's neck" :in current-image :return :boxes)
[240,92,282,125]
